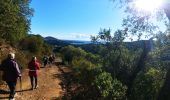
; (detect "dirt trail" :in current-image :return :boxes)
[0,58,71,100]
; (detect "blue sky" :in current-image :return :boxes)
[30,0,125,40]
[30,0,169,41]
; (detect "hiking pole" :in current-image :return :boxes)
[20,76,22,92]
[19,76,22,92]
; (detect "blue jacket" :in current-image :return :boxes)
[0,58,21,82]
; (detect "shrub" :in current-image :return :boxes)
[71,57,97,85]
[60,45,87,65]
[131,67,163,100]
[93,72,127,99]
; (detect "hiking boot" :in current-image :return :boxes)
[9,94,14,100]
[34,85,38,89]
[14,93,18,97]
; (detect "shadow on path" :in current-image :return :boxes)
[0,89,9,100]
[53,61,77,100]
[0,96,9,99]
[0,89,9,94]
[16,88,31,92]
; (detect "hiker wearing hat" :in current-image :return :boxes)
[0,53,21,99]
[28,56,40,90]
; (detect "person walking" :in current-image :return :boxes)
[42,55,48,67]
[28,56,40,90]
[49,55,54,64]
[0,53,21,100]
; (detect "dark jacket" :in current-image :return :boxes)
[0,58,21,81]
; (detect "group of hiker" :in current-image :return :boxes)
[42,55,55,67]
[0,53,55,100]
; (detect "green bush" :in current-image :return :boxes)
[60,45,127,99]
[71,57,97,85]
[60,45,87,65]
[94,72,127,99]
[131,68,163,100]
[19,34,52,57]
[85,52,101,64]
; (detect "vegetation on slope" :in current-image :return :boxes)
[0,0,52,84]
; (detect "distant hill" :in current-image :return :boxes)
[44,36,92,46]
[77,39,154,54]
[45,36,155,50]
[45,36,170,61]
[44,36,154,50]
[44,36,69,46]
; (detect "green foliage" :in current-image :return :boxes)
[112,0,169,39]
[94,72,113,98]
[0,0,33,43]
[20,34,52,54]
[71,58,98,85]
[131,68,163,100]
[92,29,137,84]
[60,45,87,65]
[60,45,128,99]
[94,72,127,99]
[110,79,127,99]
[72,57,96,71]
[42,43,53,55]
[85,52,101,64]
[18,34,52,64]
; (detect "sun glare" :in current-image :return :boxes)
[135,0,163,12]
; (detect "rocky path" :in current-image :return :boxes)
[0,58,72,100]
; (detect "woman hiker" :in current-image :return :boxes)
[28,56,40,90]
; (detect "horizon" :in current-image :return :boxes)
[45,36,155,43]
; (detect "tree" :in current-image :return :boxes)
[0,0,33,43]
[156,32,170,100]
[112,0,170,40]
[20,34,51,55]
[127,40,151,96]
[112,0,170,99]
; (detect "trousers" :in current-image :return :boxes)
[6,81,17,99]
[29,76,37,88]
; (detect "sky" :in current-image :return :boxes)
[30,0,125,41]
[30,0,169,41]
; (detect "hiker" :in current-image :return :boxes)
[42,55,48,67]
[52,54,56,62]
[49,55,54,64]
[0,53,21,99]
[28,56,40,90]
